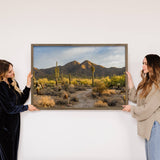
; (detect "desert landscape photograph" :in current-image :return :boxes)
[31,44,128,110]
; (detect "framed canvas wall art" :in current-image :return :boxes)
[31,44,128,110]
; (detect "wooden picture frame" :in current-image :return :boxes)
[31,44,128,110]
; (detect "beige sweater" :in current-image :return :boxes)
[129,84,160,140]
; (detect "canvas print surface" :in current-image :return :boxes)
[31,44,128,110]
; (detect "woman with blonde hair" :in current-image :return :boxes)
[0,59,38,160]
[122,54,160,160]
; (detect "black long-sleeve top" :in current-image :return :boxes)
[0,78,30,160]
[0,78,30,130]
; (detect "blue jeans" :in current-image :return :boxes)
[145,121,160,160]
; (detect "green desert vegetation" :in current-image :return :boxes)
[33,61,126,109]
[33,74,126,109]
[34,74,125,90]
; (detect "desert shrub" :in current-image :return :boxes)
[38,96,55,108]
[94,100,108,107]
[101,96,108,103]
[52,85,62,92]
[103,76,111,88]
[39,88,55,95]
[38,78,48,84]
[68,84,76,93]
[80,79,92,86]
[110,74,125,88]
[92,91,99,98]
[92,87,97,92]
[55,98,69,105]
[46,81,56,87]
[106,96,124,106]
[59,90,69,99]
[69,88,76,93]
[69,84,74,88]
[72,79,78,86]
[101,89,116,96]
[63,77,69,83]
[94,81,106,96]
[70,96,79,102]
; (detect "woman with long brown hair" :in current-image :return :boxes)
[122,54,160,160]
[0,59,39,160]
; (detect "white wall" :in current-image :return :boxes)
[0,0,160,159]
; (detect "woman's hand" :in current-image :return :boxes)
[27,72,33,88]
[126,72,134,89]
[122,105,131,112]
[28,104,39,111]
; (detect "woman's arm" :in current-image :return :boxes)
[18,72,32,104]
[128,87,137,103]
[131,86,160,121]
[126,72,137,103]
[0,89,28,114]
[20,86,30,104]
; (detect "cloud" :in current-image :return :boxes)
[33,46,126,69]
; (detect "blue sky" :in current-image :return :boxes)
[33,45,126,69]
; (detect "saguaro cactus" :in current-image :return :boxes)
[69,73,71,85]
[91,64,95,87]
[55,61,59,86]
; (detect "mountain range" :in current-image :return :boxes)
[34,60,125,79]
